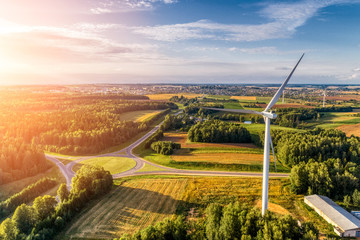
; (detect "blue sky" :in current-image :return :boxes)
[0,0,359,85]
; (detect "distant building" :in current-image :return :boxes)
[244,121,252,124]
[304,195,360,237]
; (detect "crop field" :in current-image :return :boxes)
[65,178,189,239]
[118,110,163,122]
[146,93,203,100]
[337,123,360,137]
[317,95,360,101]
[80,157,136,174]
[230,96,257,101]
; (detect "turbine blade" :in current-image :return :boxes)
[265,53,305,112]
[202,107,263,116]
[269,133,277,172]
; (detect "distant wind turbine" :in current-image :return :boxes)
[204,53,305,216]
[323,89,326,108]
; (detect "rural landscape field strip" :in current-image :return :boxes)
[66,179,189,239]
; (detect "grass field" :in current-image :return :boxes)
[80,157,136,174]
[65,178,188,239]
[223,101,244,109]
[306,112,360,130]
[141,132,288,172]
[118,110,163,122]
[63,176,331,239]
[146,93,203,100]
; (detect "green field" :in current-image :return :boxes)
[304,112,360,129]
[80,157,136,174]
[223,101,244,109]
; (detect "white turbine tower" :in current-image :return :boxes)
[204,53,305,216]
[323,89,326,108]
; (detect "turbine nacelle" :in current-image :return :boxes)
[261,111,277,119]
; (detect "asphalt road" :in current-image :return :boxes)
[46,110,289,189]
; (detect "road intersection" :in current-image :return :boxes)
[46,111,288,189]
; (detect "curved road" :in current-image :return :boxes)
[46,111,288,189]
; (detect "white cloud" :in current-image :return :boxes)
[132,0,360,42]
[227,46,278,54]
[90,0,177,14]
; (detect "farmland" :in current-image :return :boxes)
[143,132,289,172]
[62,176,331,239]
[65,178,188,239]
[118,110,163,122]
[337,123,360,137]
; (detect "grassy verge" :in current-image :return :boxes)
[136,163,167,173]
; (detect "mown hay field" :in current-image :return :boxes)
[337,123,360,137]
[146,93,203,100]
[118,110,163,122]
[64,176,332,239]
[230,96,257,101]
[65,178,188,239]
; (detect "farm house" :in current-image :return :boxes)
[304,195,360,237]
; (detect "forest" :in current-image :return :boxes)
[0,139,50,184]
[0,91,176,183]
[188,120,252,143]
[273,128,360,200]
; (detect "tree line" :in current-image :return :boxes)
[188,120,252,143]
[117,202,318,240]
[0,165,113,240]
[0,178,57,220]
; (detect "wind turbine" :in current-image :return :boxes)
[204,53,305,216]
[323,89,326,108]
